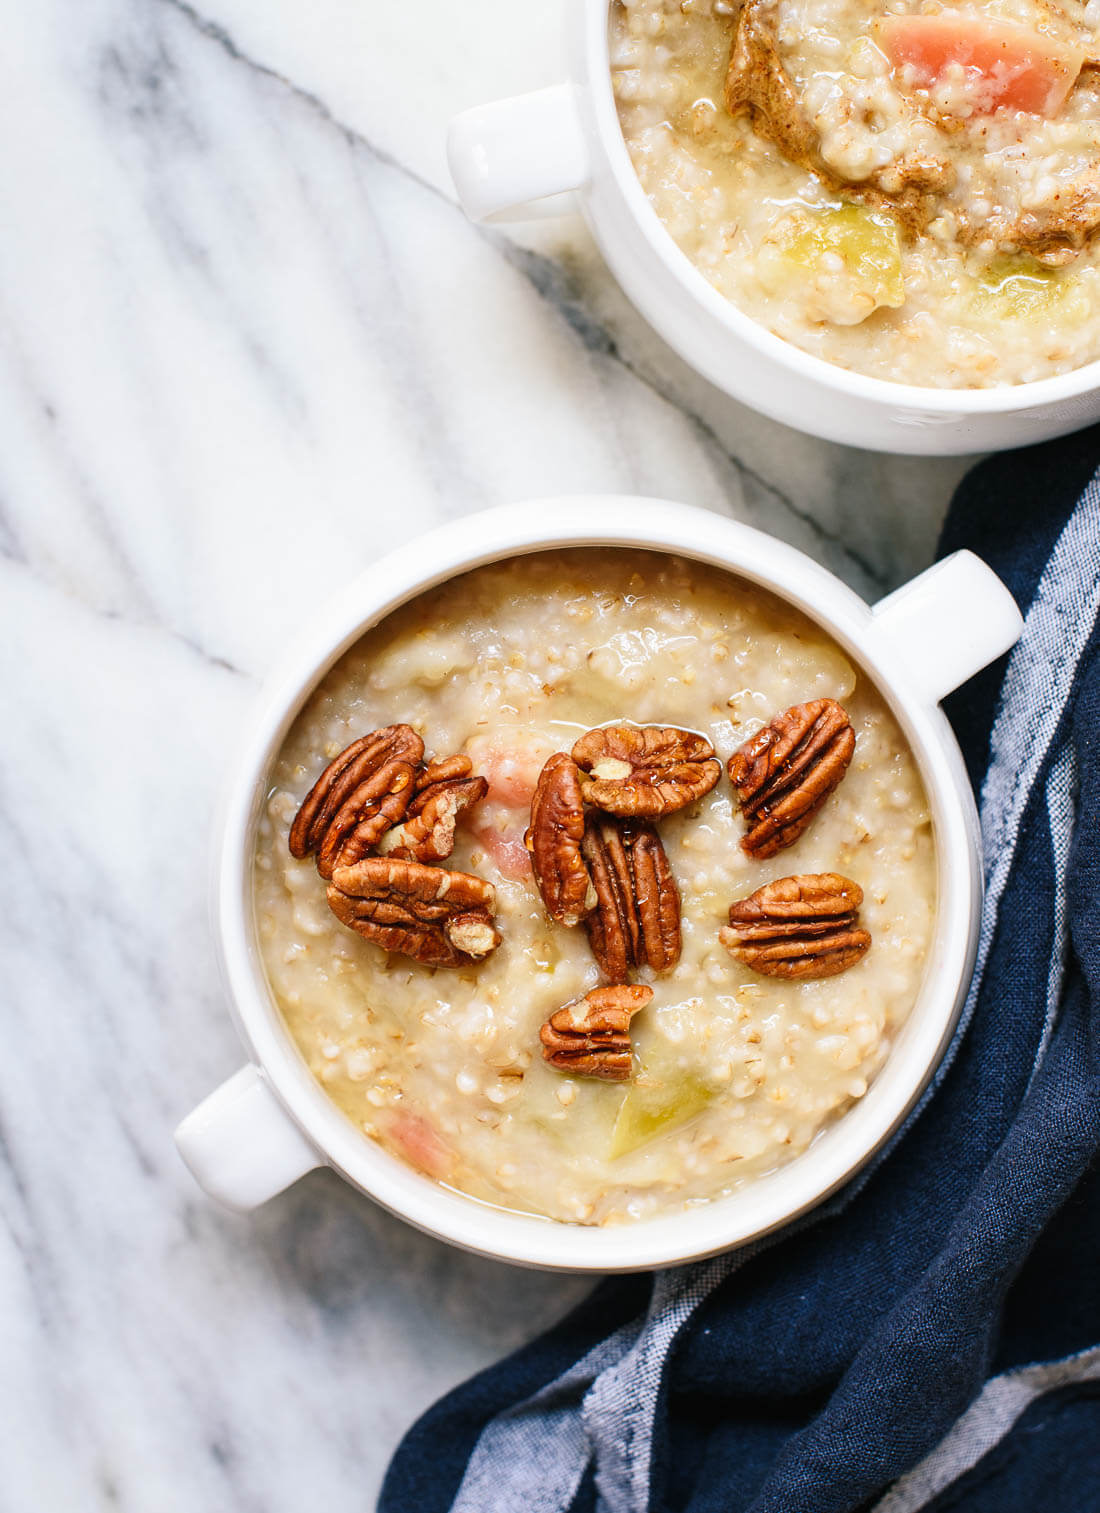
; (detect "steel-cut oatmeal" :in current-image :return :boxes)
[611,0,1100,387]
[254,550,935,1225]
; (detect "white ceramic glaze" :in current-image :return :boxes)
[175,497,1022,1271]
[447,2,1100,455]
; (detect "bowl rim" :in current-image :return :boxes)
[583,0,1100,416]
[217,497,978,1271]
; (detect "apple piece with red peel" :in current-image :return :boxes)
[463,732,556,879]
[465,730,557,809]
[386,1111,453,1180]
[877,12,1085,117]
[469,808,533,881]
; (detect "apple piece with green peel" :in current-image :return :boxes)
[974,254,1078,317]
[610,1070,718,1159]
[757,206,905,325]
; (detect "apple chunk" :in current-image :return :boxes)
[878,12,1085,117]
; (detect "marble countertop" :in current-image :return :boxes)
[0,2,978,1507]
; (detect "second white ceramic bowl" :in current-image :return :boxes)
[175,497,1022,1270]
[447,0,1100,454]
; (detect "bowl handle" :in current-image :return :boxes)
[174,1065,322,1211]
[447,84,590,222]
[870,551,1023,706]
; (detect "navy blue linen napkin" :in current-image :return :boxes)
[380,435,1100,1513]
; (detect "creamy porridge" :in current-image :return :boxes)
[611,0,1100,386]
[254,550,935,1226]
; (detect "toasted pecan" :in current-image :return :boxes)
[539,984,653,1081]
[328,857,499,968]
[525,753,595,927]
[581,816,681,979]
[729,699,855,858]
[720,872,870,979]
[572,725,721,818]
[379,753,488,865]
[289,725,423,879]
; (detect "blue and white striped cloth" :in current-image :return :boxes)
[381,433,1100,1513]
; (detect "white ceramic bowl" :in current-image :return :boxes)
[447,0,1100,455]
[175,497,1022,1271]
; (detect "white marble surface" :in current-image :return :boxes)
[0,2,978,1507]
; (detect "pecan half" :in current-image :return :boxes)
[720,873,870,979]
[572,725,721,818]
[328,857,500,968]
[525,753,595,927]
[581,816,681,979]
[289,725,424,879]
[728,699,855,858]
[539,984,654,1081]
[378,754,488,864]
[416,755,475,792]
